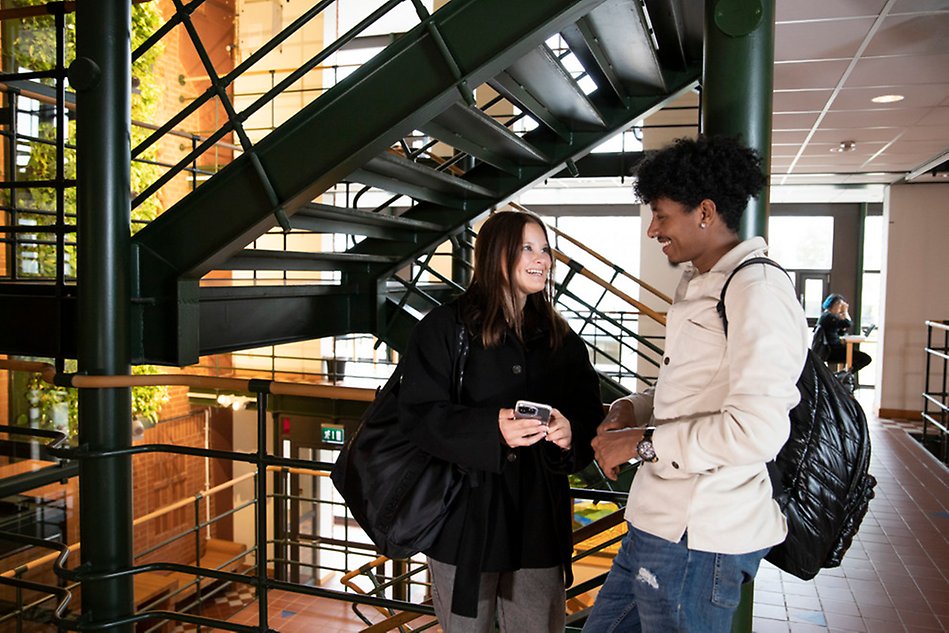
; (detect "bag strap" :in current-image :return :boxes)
[452,319,470,403]
[715,256,793,500]
[716,256,789,337]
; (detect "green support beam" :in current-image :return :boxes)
[701,2,776,631]
[73,0,134,629]
[702,0,775,240]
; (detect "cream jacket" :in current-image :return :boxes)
[623,237,809,554]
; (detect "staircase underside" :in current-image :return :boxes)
[0,0,703,365]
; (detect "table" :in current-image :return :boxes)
[841,335,874,371]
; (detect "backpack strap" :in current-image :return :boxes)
[715,256,793,501]
[716,256,790,337]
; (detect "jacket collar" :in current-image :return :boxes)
[710,236,770,274]
[681,236,769,282]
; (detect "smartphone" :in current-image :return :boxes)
[514,400,552,426]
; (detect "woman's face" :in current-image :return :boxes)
[508,221,551,306]
[646,196,707,268]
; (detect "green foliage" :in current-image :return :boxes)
[19,363,170,440]
[10,2,166,278]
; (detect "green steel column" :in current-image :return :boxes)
[703,3,775,632]
[73,1,134,629]
[702,0,775,241]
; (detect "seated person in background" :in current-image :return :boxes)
[813,293,871,372]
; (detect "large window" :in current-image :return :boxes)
[767,216,834,321]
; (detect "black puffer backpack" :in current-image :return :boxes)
[719,257,876,580]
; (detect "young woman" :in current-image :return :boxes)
[397,210,603,632]
[814,293,871,372]
[585,136,810,632]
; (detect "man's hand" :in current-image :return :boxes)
[591,428,644,481]
[598,398,637,433]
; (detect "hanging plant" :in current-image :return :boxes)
[8,1,166,280]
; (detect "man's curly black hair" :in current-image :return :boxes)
[633,135,767,232]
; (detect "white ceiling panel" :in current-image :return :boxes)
[774,18,874,61]
[768,2,949,183]
[775,0,888,22]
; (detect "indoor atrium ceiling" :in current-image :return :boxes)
[770,0,949,186]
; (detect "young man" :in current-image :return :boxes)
[583,136,809,632]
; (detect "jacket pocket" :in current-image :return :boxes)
[662,318,726,395]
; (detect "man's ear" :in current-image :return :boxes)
[697,199,718,227]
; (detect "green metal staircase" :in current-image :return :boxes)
[0,0,702,367]
[130,0,701,366]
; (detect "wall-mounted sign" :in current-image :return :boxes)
[321,423,345,445]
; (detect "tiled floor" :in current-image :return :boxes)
[751,407,949,633]
[169,400,948,633]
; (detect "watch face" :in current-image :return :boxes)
[637,438,658,463]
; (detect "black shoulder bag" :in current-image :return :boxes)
[330,322,469,559]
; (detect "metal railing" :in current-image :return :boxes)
[922,320,949,462]
[0,358,633,632]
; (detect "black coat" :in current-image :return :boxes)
[398,300,603,613]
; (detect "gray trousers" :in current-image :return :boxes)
[428,557,566,633]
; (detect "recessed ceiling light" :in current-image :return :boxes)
[830,141,856,153]
[871,94,904,103]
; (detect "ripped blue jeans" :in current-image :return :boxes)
[581,525,768,633]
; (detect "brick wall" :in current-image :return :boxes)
[133,410,214,565]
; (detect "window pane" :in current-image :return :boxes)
[803,277,825,320]
[768,217,834,269]
[863,215,883,271]
[860,272,880,332]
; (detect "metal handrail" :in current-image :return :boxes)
[922,320,949,461]
[0,366,434,632]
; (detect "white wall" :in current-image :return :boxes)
[877,182,949,416]
[232,408,272,555]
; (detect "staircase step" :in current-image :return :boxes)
[421,101,549,174]
[349,152,496,207]
[200,281,358,300]
[642,0,703,71]
[290,203,444,241]
[490,45,605,136]
[222,249,399,272]
[561,0,666,99]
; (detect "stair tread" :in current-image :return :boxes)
[562,0,666,98]
[349,152,496,207]
[422,101,548,173]
[493,46,605,131]
[223,249,400,271]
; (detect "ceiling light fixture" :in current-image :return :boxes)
[871,94,904,104]
[830,141,856,153]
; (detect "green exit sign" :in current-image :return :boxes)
[322,424,345,445]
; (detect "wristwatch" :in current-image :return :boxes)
[637,427,659,463]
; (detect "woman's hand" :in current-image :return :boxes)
[545,408,573,450]
[498,408,547,448]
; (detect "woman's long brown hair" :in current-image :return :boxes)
[463,211,568,348]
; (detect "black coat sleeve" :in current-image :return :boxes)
[540,330,603,474]
[397,306,505,473]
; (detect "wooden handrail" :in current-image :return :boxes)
[553,251,666,326]
[509,201,673,305]
[0,359,377,402]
